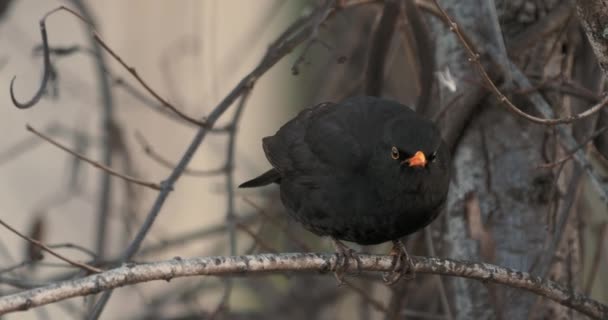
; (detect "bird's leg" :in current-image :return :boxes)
[330,237,362,285]
[382,239,415,285]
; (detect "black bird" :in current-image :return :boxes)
[240,96,450,283]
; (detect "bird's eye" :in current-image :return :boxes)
[390,146,400,160]
[428,151,437,162]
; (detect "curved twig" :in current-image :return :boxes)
[9,9,62,109]
[27,124,162,191]
[0,253,606,319]
[34,6,207,127]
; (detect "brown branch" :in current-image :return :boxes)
[538,126,608,168]
[9,7,56,109]
[430,0,608,125]
[0,254,606,318]
[45,6,207,127]
[0,218,101,274]
[26,124,161,190]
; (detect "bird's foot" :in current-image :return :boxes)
[382,240,415,285]
[331,238,362,285]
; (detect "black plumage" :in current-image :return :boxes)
[240,96,450,282]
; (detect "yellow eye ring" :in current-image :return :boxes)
[391,146,400,160]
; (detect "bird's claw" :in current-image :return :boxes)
[331,238,362,285]
[383,240,415,285]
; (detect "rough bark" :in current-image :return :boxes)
[1,254,605,319]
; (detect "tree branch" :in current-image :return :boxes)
[26,124,161,191]
[0,253,605,319]
[0,218,101,274]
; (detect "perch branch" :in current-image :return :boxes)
[0,254,605,319]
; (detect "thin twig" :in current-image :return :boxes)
[0,218,101,273]
[47,243,98,259]
[504,61,608,207]
[26,124,161,190]
[0,125,60,166]
[537,126,608,168]
[49,6,207,128]
[0,253,606,319]
[9,8,56,109]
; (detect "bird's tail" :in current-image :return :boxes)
[238,168,281,188]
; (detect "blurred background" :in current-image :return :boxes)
[0,0,607,319]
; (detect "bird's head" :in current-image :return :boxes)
[370,114,450,200]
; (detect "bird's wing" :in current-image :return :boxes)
[262,102,336,175]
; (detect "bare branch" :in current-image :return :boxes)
[45,6,207,127]
[0,254,606,319]
[0,218,101,274]
[26,124,161,190]
[538,126,608,168]
[9,9,56,108]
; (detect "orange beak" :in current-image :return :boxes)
[404,151,427,167]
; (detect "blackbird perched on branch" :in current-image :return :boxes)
[240,96,450,284]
